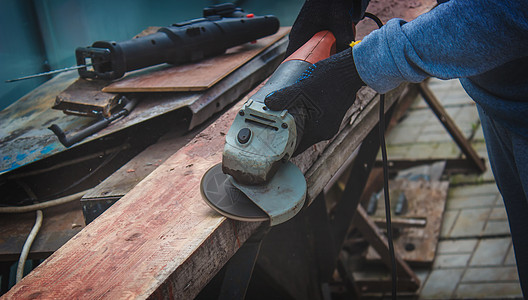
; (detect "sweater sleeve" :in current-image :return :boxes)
[353,0,528,93]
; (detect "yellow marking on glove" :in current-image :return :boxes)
[349,40,362,48]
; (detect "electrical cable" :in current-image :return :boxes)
[363,12,397,299]
[364,12,384,28]
[38,148,120,202]
[16,210,43,283]
[379,94,397,299]
[14,183,43,283]
[0,190,86,213]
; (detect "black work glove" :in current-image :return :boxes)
[264,47,366,156]
[286,0,368,57]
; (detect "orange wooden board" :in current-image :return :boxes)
[102,27,290,93]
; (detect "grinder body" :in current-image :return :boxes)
[202,31,337,226]
[222,31,337,185]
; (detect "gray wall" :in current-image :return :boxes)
[0,0,302,110]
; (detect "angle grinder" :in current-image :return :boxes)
[201,31,336,225]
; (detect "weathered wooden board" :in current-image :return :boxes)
[81,124,198,224]
[4,78,397,300]
[102,27,290,93]
[365,179,449,266]
[53,79,120,117]
[5,90,260,299]
[3,0,437,294]
[355,0,437,39]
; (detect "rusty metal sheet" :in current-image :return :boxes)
[0,71,198,175]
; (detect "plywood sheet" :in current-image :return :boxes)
[365,179,449,266]
[102,27,290,93]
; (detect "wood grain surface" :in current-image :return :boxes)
[5,90,257,299]
[102,27,290,93]
[53,78,120,117]
[4,75,389,300]
[3,1,439,297]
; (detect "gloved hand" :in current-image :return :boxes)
[286,0,368,57]
[264,47,366,156]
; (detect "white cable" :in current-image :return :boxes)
[0,191,86,213]
[9,190,86,282]
[16,210,43,283]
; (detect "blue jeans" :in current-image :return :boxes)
[478,104,528,296]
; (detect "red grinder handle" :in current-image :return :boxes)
[284,31,337,64]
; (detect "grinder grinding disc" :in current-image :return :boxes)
[200,163,268,221]
[201,162,306,225]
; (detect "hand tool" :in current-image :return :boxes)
[75,3,279,80]
[6,3,279,82]
[201,31,336,225]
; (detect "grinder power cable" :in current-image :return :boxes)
[201,31,336,225]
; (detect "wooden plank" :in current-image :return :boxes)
[4,79,397,300]
[53,79,120,117]
[80,124,198,224]
[353,206,420,289]
[5,88,259,298]
[365,179,449,266]
[83,128,193,200]
[417,82,486,172]
[102,27,290,93]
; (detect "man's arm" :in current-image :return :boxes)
[354,0,528,93]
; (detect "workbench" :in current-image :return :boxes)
[1,1,445,298]
[3,82,407,300]
[0,27,289,293]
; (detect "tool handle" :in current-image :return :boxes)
[250,31,336,149]
[49,98,138,147]
[286,31,336,149]
[49,120,111,148]
[284,31,336,64]
[251,31,336,105]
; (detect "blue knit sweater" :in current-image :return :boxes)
[353,0,528,138]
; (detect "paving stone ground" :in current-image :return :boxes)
[384,79,522,299]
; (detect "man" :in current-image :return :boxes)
[265,0,528,295]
